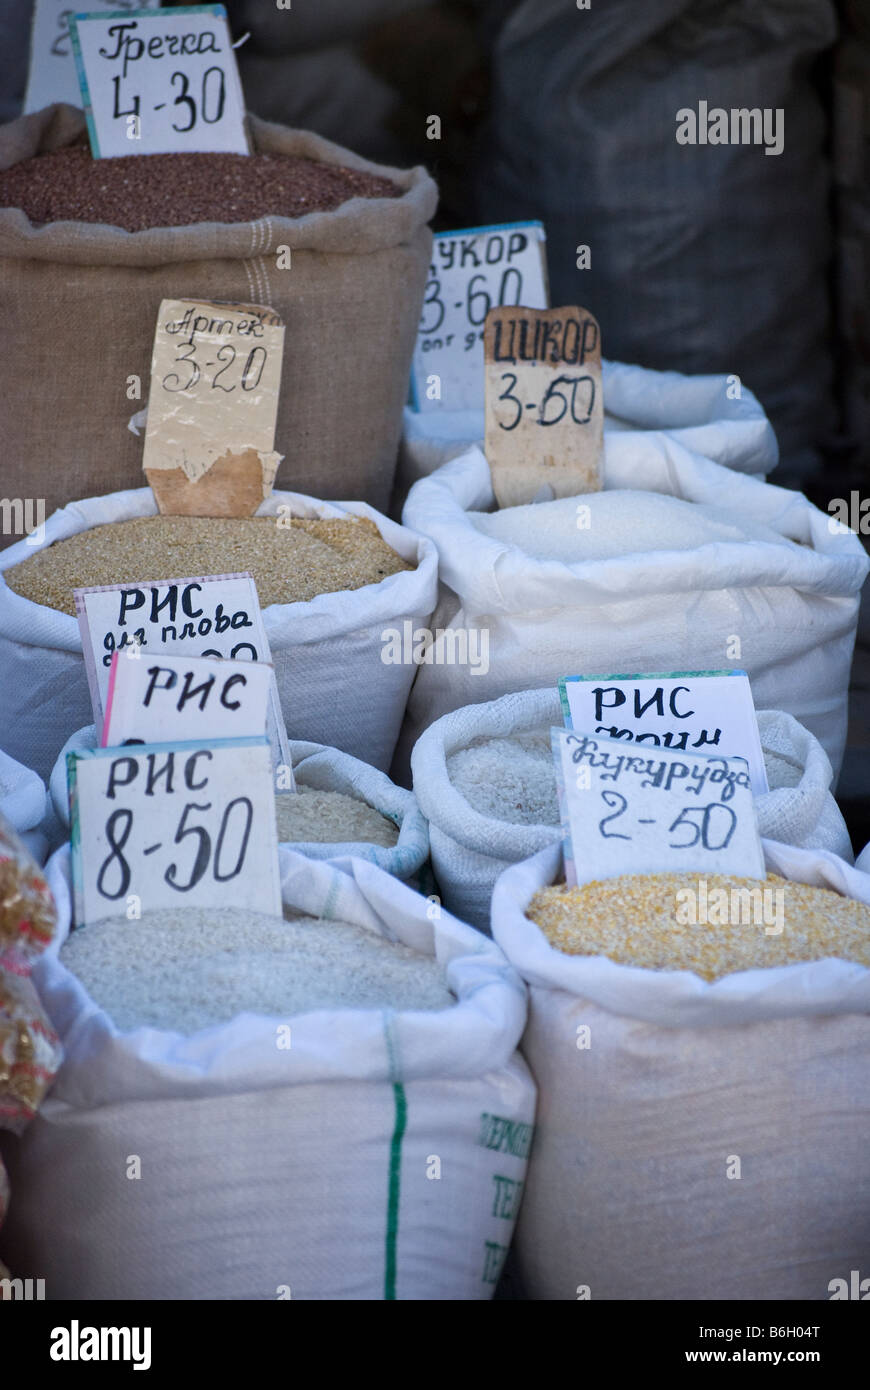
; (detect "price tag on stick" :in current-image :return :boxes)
[142,299,285,517]
[559,670,769,796]
[409,221,548,413]
[24,0,161,115]
[551,729,765,888]
[69,4,248,158]
[68,736,282,926]
[102,650,274,747]
[484,304,604,508]
[75,572,293,786]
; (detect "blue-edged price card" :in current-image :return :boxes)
[551,728,766,889]
[409,221,548,413]
[69,5,248,158]
[559,670,769,796]
[68,736,281,926]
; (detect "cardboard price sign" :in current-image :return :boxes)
[69,4,248,158]
[409,222,548,413]
[551,729,765,888]
[142,299,285,517]
[559,670,769,796]
[484,304,604,508]
[75,571,292,783]
[102,650,273,747]
[24,0,160,115]
[68,736,282,925]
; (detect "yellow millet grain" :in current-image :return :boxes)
[526,872,870,981]
[4,514,413,616]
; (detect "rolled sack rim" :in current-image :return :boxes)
[0,106,439,264]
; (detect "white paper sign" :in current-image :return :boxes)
[68,736,282,926]
[409,222,548,413]
[75,572,291,783]
[24,0,161,115]
[102,650,273,747]
[559,670,769,796]
[552,728,765,888]
[69,4,248,158]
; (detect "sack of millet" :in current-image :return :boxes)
[0,845,535,1301]
[0,486,438,781]
[0,103,437,534]
[491,838,870,1300]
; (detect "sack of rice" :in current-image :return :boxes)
[0,105,436,529]
[412,688,854,932]
[0,486,437,782]
[49,727,429,882]
[0,845,535,1301]
[397,358,779,500]
[490,839,870,1300]
[398,444,868,778]
[0,750,48,865]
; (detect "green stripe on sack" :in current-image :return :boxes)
[385,1081,407,1300]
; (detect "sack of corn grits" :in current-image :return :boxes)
[412,688,854,932]
[0,487,437,783]
[0,846,535,1301]
[398,444,868,779]
[397,358,779,498]
[49,727,430,882]
[491,839,870,1301]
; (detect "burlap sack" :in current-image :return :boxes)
[0,105,437,542]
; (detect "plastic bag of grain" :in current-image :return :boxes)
[397,359,779,499]
[412,689,854,931]
[490,839,870,1300]
[0,749,48,864]
[0,105,437,527]
[0,844,534,1300]
[0,486,437,782]
[398,444,868,779]
[49,726,429,881]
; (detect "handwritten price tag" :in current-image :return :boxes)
[559,670,769,796]
[68,736,282,926]
[485,304,604,508]
[142,299,285,516]
[409,222,548,413]
[75,572,292,784]
[69,4,248,158]
[102,650,274,747]
[24,0,160,115]
[551,729,765,888]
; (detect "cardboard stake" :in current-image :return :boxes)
[484,304,604,508]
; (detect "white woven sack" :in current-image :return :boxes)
[411,689,855,932]
[0,748,48,864]
[0,487,438,783]
[49,727,430,882]
[0,846,535,1301]
[399,445,868,778]
[491,839,870,1301]
[397,359,779,495]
